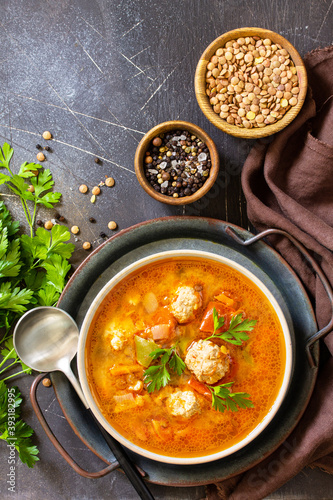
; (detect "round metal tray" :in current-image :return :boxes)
[55,217,318,486]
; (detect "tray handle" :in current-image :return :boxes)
[30,373,120,478]
[225,227,333,368]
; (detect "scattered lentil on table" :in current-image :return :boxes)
[105,177,115,187]
[79,184,88,194]
[107,221,117,230]
[82,241,91,250]
[206,36,300,128]
[71,225,79,234]
[42,131,52,140]
[144,130,211,198]
[36,152,45,162]
[44,220,53,230]
[42,378,52,387]
[92,186,101,196]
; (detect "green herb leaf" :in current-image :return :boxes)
[0,143,14,169]
[213,306,225,332]
[205,310,257,345]
[18,162,42,178]
[0,283,34,313]
[208,382,254,413]
[143,345,186,392]
[168,350,186,376]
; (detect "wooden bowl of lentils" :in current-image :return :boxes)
[134,120,219,205]
[195,27,307,138]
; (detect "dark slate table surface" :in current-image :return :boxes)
[1,0,333,498]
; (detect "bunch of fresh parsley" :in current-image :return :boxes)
[0,143,75,467]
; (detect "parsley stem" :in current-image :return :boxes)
[2,368,31,382]
[0,347,15,369]
[0,359,19,374]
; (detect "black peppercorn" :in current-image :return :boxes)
[94,157,100,164]
[43,146,51,151]
[36,219,43,226]
[99,232,107,238]
[143,130,211,199]
[36,144,42,149]
[89,217,96,223]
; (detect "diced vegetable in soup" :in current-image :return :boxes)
[86,258,286,458]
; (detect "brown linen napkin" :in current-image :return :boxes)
[206,45,333,500]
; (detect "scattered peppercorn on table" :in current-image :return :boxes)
[0,1,332,500]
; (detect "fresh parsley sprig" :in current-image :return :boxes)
[0,143,61,237]
[205,307,257,345]
[208,382,254,413]
[143,345,186,393]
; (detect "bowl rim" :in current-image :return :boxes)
[77,249,293,465]
[194,27,308,138]
[134,120,220,205]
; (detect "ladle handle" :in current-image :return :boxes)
[30,374,146,480]
[60,363,89,409]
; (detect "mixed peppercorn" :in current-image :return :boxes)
[144,130,211,198]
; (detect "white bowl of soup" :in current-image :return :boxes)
[77,250,293,465]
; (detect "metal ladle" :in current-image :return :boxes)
[13,306,154,500]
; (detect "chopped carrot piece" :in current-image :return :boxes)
[199,301,229,332]
[188,377,211,397]
[214,293,235,309]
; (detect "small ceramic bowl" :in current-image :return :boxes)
[195,27,307,139]
[134,120,219,205]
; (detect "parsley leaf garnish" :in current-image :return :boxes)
[208,382,254,413]
[143,345,186,393]
[205,308,257,345]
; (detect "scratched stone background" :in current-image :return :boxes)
[0,0,332,499]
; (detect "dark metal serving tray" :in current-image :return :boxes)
[51,216,318,486]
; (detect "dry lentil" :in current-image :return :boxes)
[82,241,91,250]
[71,225,80,234]
[36,152,45,162]
[206,36,299,129]
[42,131,52,140]
[79,184,88,193]
[108,221,117,230]
[92,186,101,196]
[44,220,53,230]
[27,185,35,193]
[105,177,115,187]
[143,130,211,198]
[42,378,52,387]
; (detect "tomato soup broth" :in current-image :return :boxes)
[85,258,286,458]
